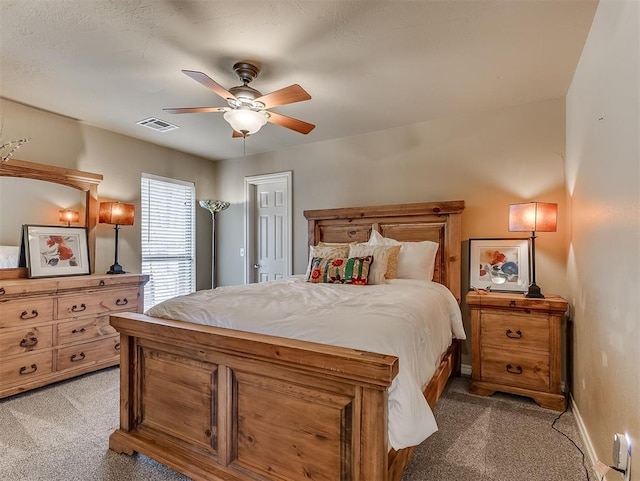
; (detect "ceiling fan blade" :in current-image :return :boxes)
[182,70,237,101]
[255,84,311,109]
[163,107,225,114]
[266,111,315,134]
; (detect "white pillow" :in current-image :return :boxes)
[367,231,439,281]
[305,244,351,279]
[348,244,390,285]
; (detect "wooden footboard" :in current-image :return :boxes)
[109,312,400,481]
[109,313,459,481]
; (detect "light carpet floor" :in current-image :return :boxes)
[0,368,596,481]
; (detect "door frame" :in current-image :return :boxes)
[244,171,292,284]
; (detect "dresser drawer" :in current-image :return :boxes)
[0,325,54,357]
[56,336,121,371]
[0,350,54,385]
[0,298,55,328]
[481,347,550,391]
[57,315,116,345]
[57,288,140,319]
[480,312,550,352]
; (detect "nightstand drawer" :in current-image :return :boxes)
[0,325,54,357]
[481,347,550,391]
[0,298,54,328]
[57,288,140,319]
[481,312,550,352]
[56,336,120,371]
[0,350,54,385]
[57,315,116,345]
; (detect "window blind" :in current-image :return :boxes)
[141,173,195,311]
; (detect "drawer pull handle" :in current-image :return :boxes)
[506,364,523,375]
[114,342,121,351]
[505,329,523,339]
[71,303,87,312]
[71,352,86,362]
[116,298,128,306]
[71,328,86,334]
[20,310,38,320]
[20,335,38,348]
[99,280,105,286]
[19,364,38,375]
[0,287,5,295]
[509,300,516,308]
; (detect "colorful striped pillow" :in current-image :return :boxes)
[307,256,373,285]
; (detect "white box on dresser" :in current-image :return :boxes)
[0,273,148,398]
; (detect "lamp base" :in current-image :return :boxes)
[524,282,545,299]
[107,263,126,275]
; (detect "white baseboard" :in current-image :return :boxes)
[461,363,472,376]
[570,394,604,479]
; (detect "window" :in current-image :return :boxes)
[141,173,195,311]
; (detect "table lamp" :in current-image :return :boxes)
[508,202,557,298]
[99,201,135,274]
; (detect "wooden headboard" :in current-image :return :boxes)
[303,200,465,302]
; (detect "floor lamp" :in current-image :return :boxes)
[508,202,557,298]
[199,200,230,288]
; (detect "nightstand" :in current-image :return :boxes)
[467,291,568,411]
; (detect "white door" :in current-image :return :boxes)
[244,172,292,283]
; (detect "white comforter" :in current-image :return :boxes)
[146,276,466,450]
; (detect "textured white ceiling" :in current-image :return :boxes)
[0,0,598,161]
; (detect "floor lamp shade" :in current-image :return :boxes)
[509,202,557,298]
[99,201,135,274]
[199,200,230,289]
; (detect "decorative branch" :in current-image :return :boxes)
[1,138,30,162]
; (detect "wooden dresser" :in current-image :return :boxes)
[467,291,568,411]
[0,273,148,398]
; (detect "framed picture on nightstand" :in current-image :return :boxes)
[469,238,530,293]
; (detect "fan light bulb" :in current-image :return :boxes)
[223,109,268,135]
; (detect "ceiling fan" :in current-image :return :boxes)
[164,62,315,137]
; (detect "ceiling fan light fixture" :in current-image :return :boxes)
[223,108,268,135]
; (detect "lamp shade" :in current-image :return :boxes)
[99,202,135,226]
[199,200,230,215]
[223,109,268,135]
[509,202,557,233]
[59,209,79,224]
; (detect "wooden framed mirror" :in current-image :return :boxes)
[0,159,102,279]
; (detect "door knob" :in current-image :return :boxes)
[253,264,260,269]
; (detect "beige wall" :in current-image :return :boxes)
[0,99,217,290]
[566,0,639,478]
[213,97,570,361]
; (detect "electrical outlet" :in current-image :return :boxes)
[613,433,632,481]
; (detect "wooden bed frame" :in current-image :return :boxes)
[109,200,465,481]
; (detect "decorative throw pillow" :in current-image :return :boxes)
[348,244,390,285]
[383,245,401,279]
[307,256,372,285]
[305,244,351,278]
[367,230,439,281]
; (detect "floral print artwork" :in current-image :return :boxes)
[478,247,520,285]
[38,234,81,268]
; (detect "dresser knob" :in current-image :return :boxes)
[114,342,121,351]
[0,287,5,295]
[509,300,516,308]
[70,352,86,362]
[116,298,128,306]
[99,280,105,286]
[505,329,523,339]
[71,328,86,334]
[506,364,523,375]
[71,303,87,312]
[20,309,38,320]
[20,334,38,348]
[19,364,38,375]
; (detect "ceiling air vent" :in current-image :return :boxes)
[136,117,179,132]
